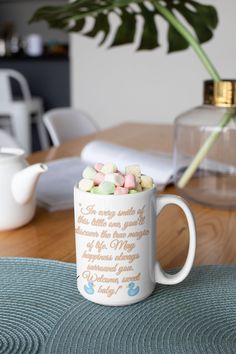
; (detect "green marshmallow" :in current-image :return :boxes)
[99,181,115,195]
[91,186,102,194]
[82,166,97,179]
[129,189,138,194]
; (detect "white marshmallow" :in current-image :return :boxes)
[101,163,117,174]
[104,173,124,186]
[79,178,94,192]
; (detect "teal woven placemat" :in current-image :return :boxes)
[0,258,235,354]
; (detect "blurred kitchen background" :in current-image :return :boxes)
[0,0,69,151]
[0,0,236,152]
[0,0,69,110]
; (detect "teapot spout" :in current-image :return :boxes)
[12,163,48,205]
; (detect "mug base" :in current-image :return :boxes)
[79,288,155,307]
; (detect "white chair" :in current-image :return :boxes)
[43,108,98,146]
[0,69,49,154]
[0,129,21,148]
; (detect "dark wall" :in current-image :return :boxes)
[0,57,70,151]
[0,57,70,111]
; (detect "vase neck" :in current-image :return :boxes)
[204,80,236,107]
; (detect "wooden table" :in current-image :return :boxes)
[0,123,235,268]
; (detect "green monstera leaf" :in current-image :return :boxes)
[30,0,218,52]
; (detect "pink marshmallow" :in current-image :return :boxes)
[93,172,104,185]
[94,163,104,172]
[124,174,136,189]
[114,187,129,195]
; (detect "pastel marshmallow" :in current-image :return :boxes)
[135,175,141,184]
[114,187,129,195]
[98,181,115,195]
[129,189,138,194]
[91,186,102,194]
[78,163,155,195]
[82,166,97,179]
[94,172,105,186]
[136,183,143,192]
[79,178,94,192]
[125,165,141,178]
[104,173,124,187]
[101,163,117,174]
[141,175,153,189]
[124,174,136,189]
[94,162,104,172]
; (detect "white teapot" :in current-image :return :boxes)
[0,147,47,230]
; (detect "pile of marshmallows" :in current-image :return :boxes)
[78,163,154,195]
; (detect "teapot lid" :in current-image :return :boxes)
[0,147,25,162]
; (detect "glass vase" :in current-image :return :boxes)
[174,80,236,208]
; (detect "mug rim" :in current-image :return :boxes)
[74,184,156,198]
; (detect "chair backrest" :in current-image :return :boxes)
[0,129,21,148]
[43,108,99,146]
[0,69,31,104]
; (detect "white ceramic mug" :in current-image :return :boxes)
[74,186,196,306]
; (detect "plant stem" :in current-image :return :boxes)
[153,1,221,81]
[177,108,236,188]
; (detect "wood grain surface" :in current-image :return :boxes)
[0,123,235,269]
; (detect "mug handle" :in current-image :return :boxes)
[155,195,196,285]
